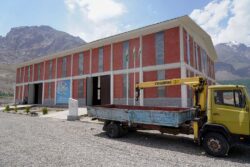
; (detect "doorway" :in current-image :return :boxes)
[86,75,110,106]
[28,83,43,104]
[34,83,43,104]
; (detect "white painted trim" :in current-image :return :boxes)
[54,58,58,105]
[70,54,73,98]
[14,84,16,104]
[32,64,34,82]
[22,85,24,102]
[42,61,45,104]
[110,43,114,104]
[139,35,143,106]
[180,26,187,107]
[90,49,92,76]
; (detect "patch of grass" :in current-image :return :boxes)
[4,105,10,112]
[25,107,30,114]
[42,107,48,115]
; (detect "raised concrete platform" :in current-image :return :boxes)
[40,108,87,120]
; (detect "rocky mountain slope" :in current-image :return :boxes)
[0,25,85,64]
[215,42,250,81]
[0,26,85,94]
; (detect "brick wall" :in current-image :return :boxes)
[143,71,157,98]
[166,68,181,98]
[92,48,99,73]
[103,45,111,71]
[73,53,79,76]
[114,74,123,98]
[142,34,155,67]
[165,27,180,64]
[113,42,123,71]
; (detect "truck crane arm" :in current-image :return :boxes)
[135,76,207,114]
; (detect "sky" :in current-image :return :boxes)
[0,0,249,45]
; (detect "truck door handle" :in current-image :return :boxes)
[213,113,220,116]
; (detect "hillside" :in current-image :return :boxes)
[0,25,86,94]
[0,25,85,64]
[215,42,250,80]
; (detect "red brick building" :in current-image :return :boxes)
[15,16,217,107]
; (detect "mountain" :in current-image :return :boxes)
[0,25,86,95]
[215,42,250,81]
[0,25,85,64]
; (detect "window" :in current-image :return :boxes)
[78,79,84,98]
[195,43,199,70]
[37,64,41,80]
[98,48,103,72]
[186,33,191,65]
[49,60,53,79]
[123,41,129,69]
[62,57,67,78]
[19,69,22,83]
[79,53,84,75]
[123,74,129,98]
[214,90,244,108]
[27,66,30,81]
[48,83,51,99]
[201,49,208,75]
[155,31,164,65]
[157,70,165,97]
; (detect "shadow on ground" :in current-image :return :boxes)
[95,130,250,165]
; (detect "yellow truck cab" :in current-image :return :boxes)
[201,85,250,156]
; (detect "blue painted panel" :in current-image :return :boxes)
[88,106,193,128]
[56,80,70,104]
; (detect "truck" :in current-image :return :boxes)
[87,77,250,157]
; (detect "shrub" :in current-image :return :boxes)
[42,107,48,115]
[4,105,10,112]
[25,107,30,114]
[14,105,18,113]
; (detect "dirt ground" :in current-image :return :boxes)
[0,112,250,167]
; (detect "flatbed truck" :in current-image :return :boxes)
[87,77,250,157]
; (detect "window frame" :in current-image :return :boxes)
[214,90,245,108]
[78,53,84,75]
[98,48,103,72]
[155,31,165,65]
[62,56,67,78]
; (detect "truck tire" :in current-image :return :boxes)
[106,123,120,138]
[202,132,230,157]
[119,126,128,136]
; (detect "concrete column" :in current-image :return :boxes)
[180,26,187,107]
[139,35,144,106]
[110,43,114,104]
[54,58,58,105]
[14,83,16,104]
[22,67,25,102]
[42,61,45,105]
[90,49,92,76]
[32,64,34,82]
[70,54,73,98]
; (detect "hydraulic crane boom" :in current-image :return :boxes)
[135,76,207,114]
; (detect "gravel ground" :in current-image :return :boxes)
[0,112,250,167]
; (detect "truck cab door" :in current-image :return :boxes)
[212,89,249,135]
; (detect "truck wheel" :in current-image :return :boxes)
[119,126,128,136]
[106,123,120,138]
[203,132,230,157]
